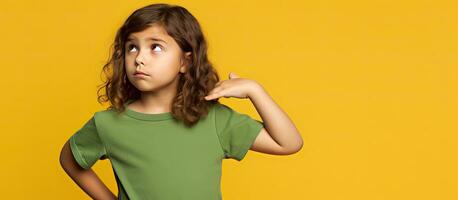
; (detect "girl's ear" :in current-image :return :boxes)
[180,52,192,73]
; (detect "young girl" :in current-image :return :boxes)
[59,3,303,200]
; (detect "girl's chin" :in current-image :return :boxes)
[133,84,158,92]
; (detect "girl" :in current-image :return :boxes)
[59,3,303,200]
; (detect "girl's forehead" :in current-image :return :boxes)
[127,24,171,43]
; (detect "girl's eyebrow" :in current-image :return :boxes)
[126,36,167,44]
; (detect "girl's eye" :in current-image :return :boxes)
[126,44,136,52]
[152,44,163,52]
[126,44,162,53]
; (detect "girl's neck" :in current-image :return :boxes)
[129,72,180,114]
[128,91,175,114]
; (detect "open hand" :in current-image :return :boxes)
[204,72,259,100]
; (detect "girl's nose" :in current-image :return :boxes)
[136,62,145,70]
[136,60,145,67]
[134,48,148,66]
[135,55,146,67]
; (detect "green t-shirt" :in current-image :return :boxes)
[68,101,264,200]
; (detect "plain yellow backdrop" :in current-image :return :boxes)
[0,0,456,199]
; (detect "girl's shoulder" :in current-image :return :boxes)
[92,108,123,121]
[211,102,250,122]
[211,102,236,113]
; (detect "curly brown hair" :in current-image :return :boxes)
[97,3,221,127]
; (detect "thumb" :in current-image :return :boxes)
[229,72,239,79]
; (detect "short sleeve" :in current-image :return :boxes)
[214,103,264,161]
[68,114,108,169]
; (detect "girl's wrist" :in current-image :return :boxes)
[248,80,265,99]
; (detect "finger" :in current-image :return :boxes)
[229,72,239,79]
[205,92,221,100]
[208,86,224,96]
[215,81,223,87]
[205,88,219,99]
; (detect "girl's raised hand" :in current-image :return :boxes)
[204,72,260,100]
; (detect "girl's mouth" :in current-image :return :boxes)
[134,73,149,78]
[134,70,150,77]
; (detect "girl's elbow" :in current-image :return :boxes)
[59,140,77,170]
[287,141,303,155]
[59,141,68,166]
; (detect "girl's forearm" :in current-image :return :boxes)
[67,168,117,200]
[60,141,117,200]
[248,82,303,152]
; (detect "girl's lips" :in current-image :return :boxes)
[134,73,149,77]
[134,70,150,76]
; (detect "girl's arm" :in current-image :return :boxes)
[205,72,304,155]
[59,140,117,200]
[247,81,304,154]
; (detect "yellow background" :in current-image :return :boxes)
[1,0,456,199]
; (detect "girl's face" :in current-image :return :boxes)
[124,23,191,93]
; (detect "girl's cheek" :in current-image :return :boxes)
[125,57,135,66]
